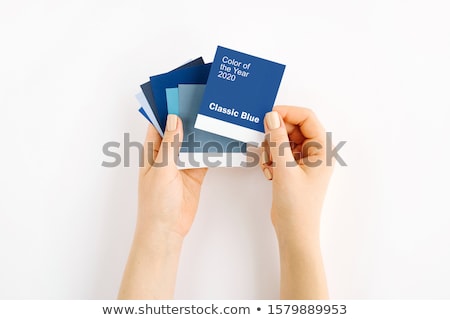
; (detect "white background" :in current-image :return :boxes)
[1,0,449,299]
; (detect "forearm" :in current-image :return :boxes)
[276,231,328,300]
[118,229,183,299]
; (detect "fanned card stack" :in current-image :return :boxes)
[136,46,285,169]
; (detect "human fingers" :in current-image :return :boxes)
[141,123,163,177]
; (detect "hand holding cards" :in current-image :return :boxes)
[136,46,285,169]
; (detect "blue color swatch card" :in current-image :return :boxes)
[165,88,179,115]
[136,91,163,136]
[149,63,211,131]
[194,46,285,145]
[134,46,285,168]
[175,84,246,168]
[139,57,204,130]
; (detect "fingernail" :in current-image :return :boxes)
[266,111,280,130]
[263,167,273,180]
[262,150,270,164]
[166,114,177,132]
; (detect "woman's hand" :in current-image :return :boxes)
[119,115,207,299]
[137,114,207,239]
[261,106,334,299]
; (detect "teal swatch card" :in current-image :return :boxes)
[165,88,179,115]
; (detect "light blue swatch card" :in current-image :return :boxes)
[138,107,152,123]
[135,91,163,136]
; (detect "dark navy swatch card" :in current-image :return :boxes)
[140,81,158,122]
[150,63,211,131]
[140,57,204,127]
[172,57,205,71]
[194,46,285,145]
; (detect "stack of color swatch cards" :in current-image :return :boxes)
[136,46,285,169]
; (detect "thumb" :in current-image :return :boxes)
[263,111,296,177]
[154,114,183,168]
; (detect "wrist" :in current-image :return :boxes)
[276,231,321,254]
[133,225,184,256]
[119,225,183,299]
[273,219,320,242]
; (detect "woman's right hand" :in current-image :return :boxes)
[261,105,334,299]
